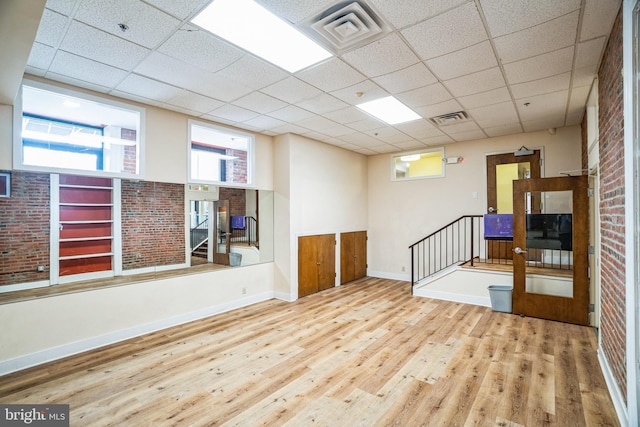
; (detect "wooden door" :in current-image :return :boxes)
[486,150,541,260]
[298,234,335,297]
[340,231,367,284]
[213,200,230,265]
[512,175,589,325]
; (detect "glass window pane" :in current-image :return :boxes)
[391,148,444,181]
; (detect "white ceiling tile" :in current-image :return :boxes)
[372,63,437,94]
[503,47,574,84]
[115,74,183,102]
[367,127,412,143]
[575,37,607,69]
[393,120,441,139]
[393,141,428,150]
[233,92,288,114]
[522,116,565,133]
[396,83,452,109]
[446,129,487,141]
[457,86,511,109]
[438,121,480,135]
[330,80,389,105]
[27,42,56,70]
[469,101,519,127]
[185,73,253,102]
[270,123,314,135]
[267,105,317,122]
[24,66,47,77]
[158,25,244,73]
[296,93,348,114]
[493,12,579,64]
[484,123,523,137]
[301,131,331,141]
[48,51,128,88]
[572,66,598,88]
[208,104,261,122]
[443,67,505,97]
[516,90,569,122]
[134,51,209,88]
[35,9,69,47]
[480,0,580,37]
[342,33,420,77]
[242,115,287,131]
[144,0,208,20]
[74,0,181,48]
[60,21,150,70]
[568,86,591,112]
[420,135,455,145]
[322,124,356,138]
[401,2,487,60]
[566,110,585,125]
[511,73,570,99]
[216,56,289,90]
[425,41,498,81]
[296,58,366,92]
[353,148,379,155]
[45,0,78,16]
[369,145,399,154]
[296,116,340,132]
[323,107,371,124]
[368,0,467,29]
[339,132,378,145]
[110,90,161,107]
[45,72,112,94]
[166,90,225,114]
[580,0,621,41]
[261,77,323,104]
[347,117,388,132]
[415,99,464,120]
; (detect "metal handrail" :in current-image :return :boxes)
[409,215,483,294]
[190,218,209,251]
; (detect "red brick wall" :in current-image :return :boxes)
[121,128,137,175]
[0,172,50,286]
[225,149,248,184]
[219,187,246,217]
[121,180,185,270]
[597,8,626,402]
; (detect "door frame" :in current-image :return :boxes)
[512,175,589,325]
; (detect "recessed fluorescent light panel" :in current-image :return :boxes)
[191,0,332,73]
[357,96,421,125]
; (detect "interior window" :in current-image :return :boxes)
[189,120,253,186]
[391,148,445,181]
[15,80,144,178]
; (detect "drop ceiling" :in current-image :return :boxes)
[24,0,621,155]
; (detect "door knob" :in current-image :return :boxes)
[513,247,527,254]
[488,207,497,213]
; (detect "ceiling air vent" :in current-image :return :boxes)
[303,1,390,54]
[428,111,470,127]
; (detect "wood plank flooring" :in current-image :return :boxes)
[0,277,619,426]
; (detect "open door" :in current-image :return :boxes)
[512,175,589,325]
[213,199,230,265]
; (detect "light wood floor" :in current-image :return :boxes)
[0,277,618,426]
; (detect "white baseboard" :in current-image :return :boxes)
[0,291,275,376]
[122,263,189,276]
[598,348,628,427]
[368,270,411,282]
[0,280,50,293]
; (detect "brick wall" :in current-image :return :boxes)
[0,172,50,286]
[225,149,248,184]
[121,128,137,175]
[597,8,626,402]
[121,180,185,270]
[219,187,246,217]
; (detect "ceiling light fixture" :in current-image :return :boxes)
[356,96,421,125]
[191,0,332,73]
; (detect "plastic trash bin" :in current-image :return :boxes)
[487,285,513,313]
[229,252,242,267]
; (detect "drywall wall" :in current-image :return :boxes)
[273,134,368,298]
[367,126,582,280]
[0,262,275,374]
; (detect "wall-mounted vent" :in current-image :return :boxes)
[302,1,390,54]
[428,111,470,127]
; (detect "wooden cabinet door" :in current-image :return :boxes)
[340,231,367,284]
[298,234,335,297]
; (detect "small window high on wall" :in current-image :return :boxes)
[189,120,254,186]
[391,148,445,181]
[15,79,144,178]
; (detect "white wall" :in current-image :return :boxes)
[0,263,275,374]
[367,126,582,280]
[274,134,368,299]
